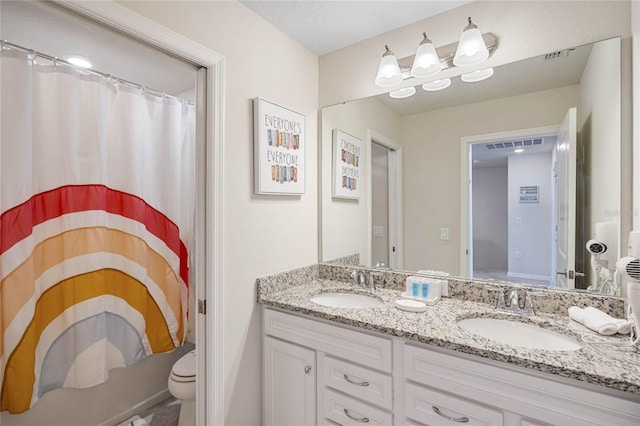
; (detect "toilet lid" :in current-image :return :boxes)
[171,349,196,379]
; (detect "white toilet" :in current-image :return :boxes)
[168,349,196,426]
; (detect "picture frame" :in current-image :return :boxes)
[253,97,305,195]
[332,129,362,200]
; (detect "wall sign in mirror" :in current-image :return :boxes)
[253,97,305,195]
[332,129,362,200]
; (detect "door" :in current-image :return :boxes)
[371,142,390,267]
[264,337,316,426]
[555,108,577,288]
[368,131,402,269]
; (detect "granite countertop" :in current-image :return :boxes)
[258,278,640,397]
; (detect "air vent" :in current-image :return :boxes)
[545,50,567,60]
[484,137,545,150]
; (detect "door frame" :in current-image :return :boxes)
[367,130,403,269]
[460,125,558,278]
[55,1,225,425]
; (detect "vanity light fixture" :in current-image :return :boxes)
[461,67,494,83]
[374,45,403,87]
[389,86,416,99]
[453,17,490,67]
[422,78,451,92]
[410,33,442,79]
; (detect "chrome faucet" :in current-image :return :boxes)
[352,269,366,288]
[522,290,546,316]
[507,287,520,313]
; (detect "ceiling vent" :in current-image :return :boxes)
[485,138,544,150]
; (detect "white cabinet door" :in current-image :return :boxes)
[264,336,316,426]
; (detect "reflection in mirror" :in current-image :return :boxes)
[320,37,621,295]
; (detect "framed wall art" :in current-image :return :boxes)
[253,97,305,195]
[332,129,362,200]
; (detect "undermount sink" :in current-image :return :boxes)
[458,317,582,351]
[309,292,383,309]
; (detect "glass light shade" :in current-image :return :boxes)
[461,67,494,82]
[410,37,442,78]
[389,86,416,99]
[422,78,451,92]
[453,24,489,67]
[375,49,403,87]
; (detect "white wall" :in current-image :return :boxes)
[321,98,400,266]
[507,153,553,280]
[119,2,319,425]
[400,86,578,274]
[578,37,621,249]
[472,166,508,273]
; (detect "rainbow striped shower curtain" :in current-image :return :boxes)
[0,48,195,413]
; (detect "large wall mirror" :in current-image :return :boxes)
[320,37,623,295]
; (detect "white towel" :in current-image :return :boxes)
[583,307,631,335]
[568,306,630,335]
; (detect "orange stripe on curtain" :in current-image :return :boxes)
[0,185,189,286]
[0,268,175,413]
[0,227,184,357]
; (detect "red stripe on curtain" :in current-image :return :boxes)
[0,184,189,286]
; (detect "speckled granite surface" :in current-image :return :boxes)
[257,264,640,396]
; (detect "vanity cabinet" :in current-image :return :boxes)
[263,308,394,425]
[263,336,316,426]
[403,344,640,426]
[263,307,640,426]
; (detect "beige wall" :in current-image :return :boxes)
[400,86,578,274]
[321,98,400,266]
[633,1,640,232]
[119,1,319,425]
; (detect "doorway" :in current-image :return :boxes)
[0,1,224,425]
[461,126,560,287]
[368,131,402,269]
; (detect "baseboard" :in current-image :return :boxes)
[507,272,550,282]
[97,388,171,426]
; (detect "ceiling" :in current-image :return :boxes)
[1,1,197,98]
[239,0,472,56]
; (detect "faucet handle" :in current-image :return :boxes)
[485,285,507,310]
[522,290,546,315]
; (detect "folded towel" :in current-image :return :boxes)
[583,307,631,335]
[568,306,630,335]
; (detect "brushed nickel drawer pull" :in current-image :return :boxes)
[432,406,470,423]
[343,408,370,423]
[343,374,370,387]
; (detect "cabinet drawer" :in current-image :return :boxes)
[264,308,392,372]
[405,382,503,426]
[321,355,393,410]
[322,388,393,426]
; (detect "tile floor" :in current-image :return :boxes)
[120,397,180,426]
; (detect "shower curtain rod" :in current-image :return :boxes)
[1,40,195,105]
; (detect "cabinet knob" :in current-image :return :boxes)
[304,365,312,374]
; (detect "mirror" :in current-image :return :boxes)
[320,37,622,294]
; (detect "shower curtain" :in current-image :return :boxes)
[0,48,195,413]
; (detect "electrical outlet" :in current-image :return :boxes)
[515,251,522,259]
[515,216,522,225]
[440,228,449,240]
[373,226,384,237]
